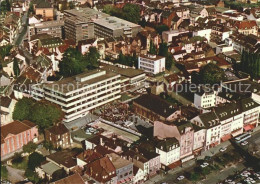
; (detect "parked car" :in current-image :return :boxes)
[177,175,185,181]
[220,147,227,152]
[200,162,209,168]
[241,141,248,146]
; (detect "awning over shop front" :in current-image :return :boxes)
[244,124,255,131]
[221,134,232,142]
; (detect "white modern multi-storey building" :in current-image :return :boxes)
[32,69,121,122]
[138,54,165,75]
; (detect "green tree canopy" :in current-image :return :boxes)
[51,169,67,182]
[23,142,38,154]
[0,0,11,13]
[158,43,173,70]
[1,164,8,179]
[58,48,86,77]
[0,45,12,60]
[28,152,45,170]
[85,47,100,69]
[155,24,169,35]
[122,4,140,23]
[13,98,64,132]
[149,40,157,55]
[199,63,226,85]
[13,58,20,77]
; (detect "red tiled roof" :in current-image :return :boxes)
[52,173,85,184]
[1,120,36,143]
[86,156,116,183]
[234,20,257,30]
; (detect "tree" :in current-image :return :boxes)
[25,168,41,183]
[0,0,11,13]
[23,142,37,154]
[58,48,86,77]
[155,24,169,35]
[190,172,200,181]
[158,43,168,57]
[139,18,146,28]
[13,98,64,132]
[51,169,67,182]
[13,58,20,77]
[85,47,100,69]
[13,97,34,121]
[149,40,157,55]
[158,43,173,70]
[122,3,140,23]
[28,152,45,170]
[12,153,23,164]
[43,141,54,151]
[1,164,8,179]
[199,63,226,85]
[0,45,12,59]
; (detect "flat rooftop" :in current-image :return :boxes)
[44,69,120,94]
[64,8,109,22]
[101,64,145,78]
[32,20,64,28]
[140,54,165,61]
[94,16,140,30]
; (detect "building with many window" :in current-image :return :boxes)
[32,69,121,122]
[28,20,64,41]
[1,120,39,158]
[94,16,141,39]
[138,54,165,75]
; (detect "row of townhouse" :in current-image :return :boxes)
[152,97,259,168]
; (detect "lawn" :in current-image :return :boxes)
[11,156,28,170]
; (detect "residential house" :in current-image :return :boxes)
[85,156,117,184]
[45,123,71,149]
[155,137,180,168]
[234,20,258,36]
[51,173,85,184]
[46,149,79,173]
[33,0,54,21]
[154,119,194,162]
[194,87,217,109]
[36,161,62,180]
[191,112,221,150]
[0,96,16,125]
[108,153,134,183]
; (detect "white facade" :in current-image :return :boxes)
[194,91,216,109]
[133,167,145,184]
[216,44,234,54]
[192,29,212,42]
[156,144,180,166]
[138,55,165,75]
[32,70,121,122]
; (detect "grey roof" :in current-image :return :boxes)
[40,161,61,176]
[156,138,179,152]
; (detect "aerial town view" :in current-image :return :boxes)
[1,0,260,183]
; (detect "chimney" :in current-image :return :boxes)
[100,137,104,146]
[90,167,93,176]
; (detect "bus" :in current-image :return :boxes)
[235,133,251,143]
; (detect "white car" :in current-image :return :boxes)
[241,141,249,146]
[177,176,185,181]
[200,162,209,168]
[220,147,227,152]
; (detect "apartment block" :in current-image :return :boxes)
[32,69,121,122]
[138,54,165,75]
[28,20,64,41]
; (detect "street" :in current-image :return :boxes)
[5,165,25,183]
[145,126,260,184]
